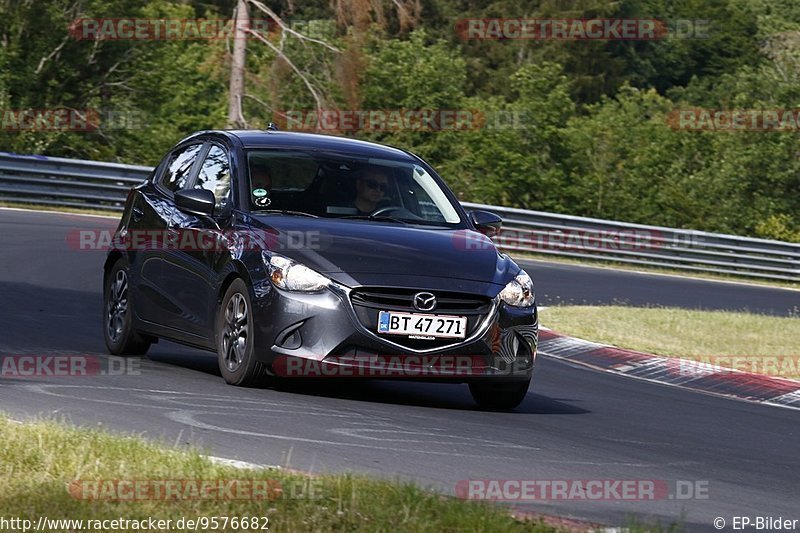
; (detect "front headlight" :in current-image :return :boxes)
[499,270,535,307]
[262,252,330,292]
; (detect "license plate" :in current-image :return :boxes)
[377,311,467,339]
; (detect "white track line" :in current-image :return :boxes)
[0,206,119,219]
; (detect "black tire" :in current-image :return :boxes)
[469,379,531,410]
[217,278,265,386]
[103,258,152,356]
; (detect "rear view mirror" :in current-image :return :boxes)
[175,189,215,217]
[469,210,502,238]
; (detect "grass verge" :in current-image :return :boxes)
[540,306,800,377]
[0,415,561,532]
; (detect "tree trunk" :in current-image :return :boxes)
[227,0,249,129]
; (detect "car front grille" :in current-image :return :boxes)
[349,287,493,350]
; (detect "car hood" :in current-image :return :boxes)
[247,215,520,290]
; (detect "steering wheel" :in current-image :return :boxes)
[370,206,422,219]
[371,206,401,217]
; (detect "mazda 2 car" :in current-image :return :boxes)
[103,130,538,409]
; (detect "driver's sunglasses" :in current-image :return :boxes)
[364,179,388,192]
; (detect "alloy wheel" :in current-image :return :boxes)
[106,269,128,342]
[222,292,249,372]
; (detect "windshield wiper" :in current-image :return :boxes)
[257,209,318,218]
[398,218,452,227]
[340,214,409,224]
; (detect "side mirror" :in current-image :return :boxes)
[469,210,502,238]
[175,188,215,217]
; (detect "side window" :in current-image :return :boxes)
[195,145,231,210]
[160,144,202,193]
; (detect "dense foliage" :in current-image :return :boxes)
[1,0,799,240]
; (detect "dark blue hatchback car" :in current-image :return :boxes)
[103,130,538,409]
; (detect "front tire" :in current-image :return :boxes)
[103,258,152,355]
[217,278,265,386]
[469,379,530,410]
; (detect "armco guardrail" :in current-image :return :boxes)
[0,152,152,211]
[461,202,800,282]
[0,152,798,282]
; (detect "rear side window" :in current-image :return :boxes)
[161,144,202,193]
[194,145,232,210]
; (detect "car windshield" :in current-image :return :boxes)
[246,150,463,226]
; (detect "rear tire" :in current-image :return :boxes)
[103,258,152,356]
[217,278,265,386]
[469,379,530,410]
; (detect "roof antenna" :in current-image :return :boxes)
[266,122,279,131]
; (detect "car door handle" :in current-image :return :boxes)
[132,207,144,222]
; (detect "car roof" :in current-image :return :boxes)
[197,130,418,162]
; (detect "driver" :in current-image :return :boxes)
[353,167,389,215]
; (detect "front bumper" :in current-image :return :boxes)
[249,279,538,382]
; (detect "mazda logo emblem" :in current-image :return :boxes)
[412,292,437,311]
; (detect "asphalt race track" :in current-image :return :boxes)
[1,209,798,531]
